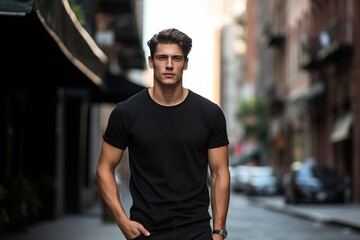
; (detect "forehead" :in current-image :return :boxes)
[155,43,184,56]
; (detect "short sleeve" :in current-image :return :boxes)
[208,107,229,149]
[102,105,130,150]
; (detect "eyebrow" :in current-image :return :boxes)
[155,53,184,59]
[156,53,183,57]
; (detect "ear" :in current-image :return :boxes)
[148,56,153,68]
[183,58,189,70]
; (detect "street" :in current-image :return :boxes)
[3,185,360,240]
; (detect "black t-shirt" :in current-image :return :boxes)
[103,89,229,230]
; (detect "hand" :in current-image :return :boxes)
[120,219,150,239]
[212,234,225,240]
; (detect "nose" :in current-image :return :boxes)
[166,57,173,69]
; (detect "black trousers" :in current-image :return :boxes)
[134,220,212,240]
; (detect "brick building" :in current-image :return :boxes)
[263,0,360,203]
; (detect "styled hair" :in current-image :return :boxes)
[147,28,192,59]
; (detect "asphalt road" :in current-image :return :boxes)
[3,188,360,240]
[228,192,360,240]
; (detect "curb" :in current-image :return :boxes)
[257,200,360,233]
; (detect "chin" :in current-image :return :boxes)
[160,80,179,86]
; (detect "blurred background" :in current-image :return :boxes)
[0,0,360,237]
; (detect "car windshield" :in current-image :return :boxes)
[298,164,339,179]
[297,166,312,177]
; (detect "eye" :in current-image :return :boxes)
[157,56,167,61]
[173,56,183,61]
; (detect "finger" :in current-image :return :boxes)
[136,224,150,237]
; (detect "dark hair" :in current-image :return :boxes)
[147,28,192,59]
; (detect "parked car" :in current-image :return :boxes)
[230,165,252,192]
[283,161,345,204]
[242,166,279,196]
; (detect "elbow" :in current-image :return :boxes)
[95,164,103,184]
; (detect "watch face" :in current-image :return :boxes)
[221,229,228,238]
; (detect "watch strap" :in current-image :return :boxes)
[212,229,227,238]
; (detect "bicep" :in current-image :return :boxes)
[208,145,229,174]
[97,140,124,172]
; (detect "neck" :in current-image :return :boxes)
[149,86,188,106]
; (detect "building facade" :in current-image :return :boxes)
[0,0,145,235]
[263,0,360,203]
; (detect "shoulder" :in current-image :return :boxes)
[188,91,227,127]
[114,89,148,110]
[188,90,223,112]
[108,89,148,121]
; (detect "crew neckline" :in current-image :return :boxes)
[146,88,191,108]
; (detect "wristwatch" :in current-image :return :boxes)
[212,229,227,238]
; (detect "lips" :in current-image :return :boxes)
[163,73,175,77]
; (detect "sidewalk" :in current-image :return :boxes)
[1,204,126,240]
[2,195,360,239]
[252,195,360,232]
[1,187,133,240]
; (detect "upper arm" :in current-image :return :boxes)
[97,140,125,173]
[208,145,229,175]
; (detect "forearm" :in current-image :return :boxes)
[211,168,230,229]
[97,169,128,227]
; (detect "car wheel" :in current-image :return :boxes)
[293,196,300,204]
[335,194,345,204]
[285,194,291,204]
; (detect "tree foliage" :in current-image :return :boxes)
[69,0,86,26]
[236,96,269,150]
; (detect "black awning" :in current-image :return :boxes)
[35,0,108,86]
[0,0,33,15]
[0,0,108,88]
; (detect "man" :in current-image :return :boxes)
[96,28,230,240]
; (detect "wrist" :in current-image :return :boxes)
[212,229,227,238]
[213,234,224,239]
